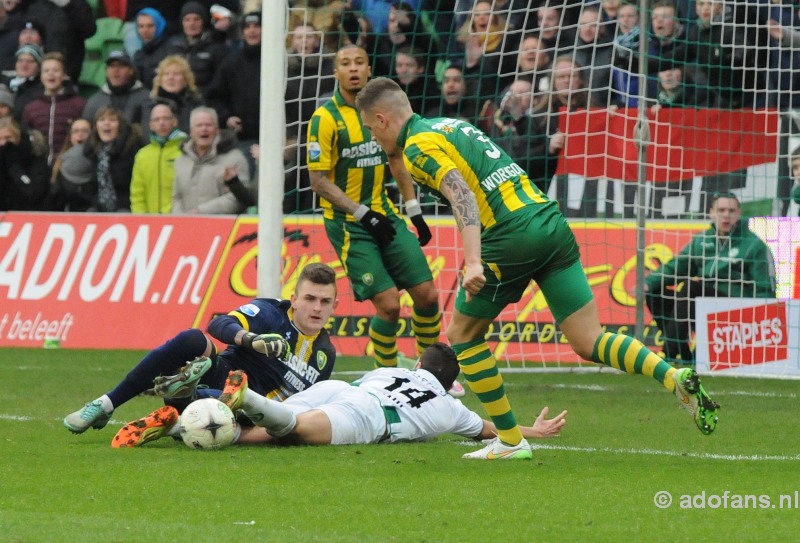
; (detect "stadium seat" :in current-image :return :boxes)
[79,17,125,92]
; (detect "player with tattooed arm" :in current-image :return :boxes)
[353,77,719,460]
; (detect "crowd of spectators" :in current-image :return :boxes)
[0,0,798,216]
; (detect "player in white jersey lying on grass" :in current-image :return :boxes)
[113,343,567,457]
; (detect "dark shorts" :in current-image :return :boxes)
[325,214,433,302]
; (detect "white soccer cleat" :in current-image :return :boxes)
[463,437,533,460]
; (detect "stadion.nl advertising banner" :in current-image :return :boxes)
[4,212,788,362]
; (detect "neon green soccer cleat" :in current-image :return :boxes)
[153,357,212,399]
[462,437,533,460]
[674,368,720,435]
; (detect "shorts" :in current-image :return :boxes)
[325,214,433,302]
[455,209,593,323]
[282,381,387,445]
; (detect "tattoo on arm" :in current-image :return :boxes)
[442,170,480,230]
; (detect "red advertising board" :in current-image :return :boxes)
[0,213,236,348]
[706,302,788,369]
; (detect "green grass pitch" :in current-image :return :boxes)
[1,348,798,542]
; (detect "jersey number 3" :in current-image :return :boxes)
[460,125,501,159]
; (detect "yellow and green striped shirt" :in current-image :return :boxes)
[307,89,399,221]
[399,114,553,230]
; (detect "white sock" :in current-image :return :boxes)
[242,389,297,437]
[231,422,242,444]
[97,395,114,413]
[168,417,182,437]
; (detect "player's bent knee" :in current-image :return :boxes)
[409,282,439,308]
[374,303,401,322]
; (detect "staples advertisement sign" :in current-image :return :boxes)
[695,298,800,376]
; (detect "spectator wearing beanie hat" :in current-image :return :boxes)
[3,0,97,83]
[1,43,45,120]
[165,1,230,96]
[18,20,46,48]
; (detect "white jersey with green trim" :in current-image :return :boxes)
[354,368,484,443]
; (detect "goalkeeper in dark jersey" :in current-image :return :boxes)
[63,263,339,440]
[306,45,447,385]
[355,77,720,460]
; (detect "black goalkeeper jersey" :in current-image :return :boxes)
[209,298,336,400]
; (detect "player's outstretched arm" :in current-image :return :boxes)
[476,406,567,440]
[520,406,567,438]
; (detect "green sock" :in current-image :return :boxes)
[592,332,677,391]
[369,316,399,368]
[411,304,441,357]
[453,339,523,446]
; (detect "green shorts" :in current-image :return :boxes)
[455,209,593,323]
[325,214,433,302]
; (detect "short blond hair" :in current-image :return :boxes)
[355,77,410,114]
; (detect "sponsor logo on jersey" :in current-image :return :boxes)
[308,141,321,162]
[239,303,260,317]
[431,118,461,132]
[362,272,374,286]
[356,156,382,167]
[317,351,328,370]
[341,140,382,159]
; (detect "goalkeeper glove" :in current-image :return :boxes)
[405,199,432,247]
[353,204,396,247]
[242,332,291,359]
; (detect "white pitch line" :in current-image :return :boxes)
[529,443,800,462]
[715,390,797,399]
[0,414,33,421]
[452,441,799,462]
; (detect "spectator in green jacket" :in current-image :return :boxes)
[129,99,186,213]
[644,192,777,365]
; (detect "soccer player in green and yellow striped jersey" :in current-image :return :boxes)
[356,77,720,460]
[307,46,443,374]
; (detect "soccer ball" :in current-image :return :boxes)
[179,398,237,450]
